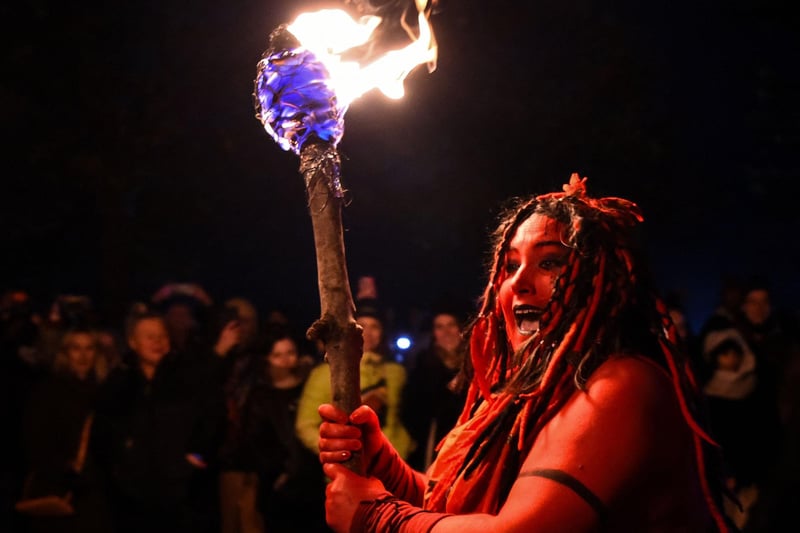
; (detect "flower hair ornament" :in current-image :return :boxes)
[537,172,644,235]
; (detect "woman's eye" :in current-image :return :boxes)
[504,261,520,274]
[540,257,566,270]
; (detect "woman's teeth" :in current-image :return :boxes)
[514,306,541,335]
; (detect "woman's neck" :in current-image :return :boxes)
[269,367,300,388]
[436,345,463,369]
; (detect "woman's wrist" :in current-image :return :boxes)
[351,496,451,533]
[366,440,424,505]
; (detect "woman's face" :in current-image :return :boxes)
[433,313,461,353]
[268,338,299,370]
[357,316,383,353]
[129,318,170,366]
[65,332,97,379]
[498,213,570,352]
[741,289,771,326]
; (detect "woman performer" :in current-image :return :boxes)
[318,175,734,532]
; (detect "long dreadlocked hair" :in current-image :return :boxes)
[429,174,731,531]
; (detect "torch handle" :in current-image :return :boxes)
[300,142,365,474]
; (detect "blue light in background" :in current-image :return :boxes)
[395,336,412,350]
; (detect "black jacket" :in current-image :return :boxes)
[93,353,224,504]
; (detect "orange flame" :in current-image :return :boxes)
[286,0,437,107]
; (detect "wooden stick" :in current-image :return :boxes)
[300,141,365,474]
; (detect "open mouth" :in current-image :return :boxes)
[513,305,542,336]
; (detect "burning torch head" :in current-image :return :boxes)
[254,2,437,155]
[253,25,346,155]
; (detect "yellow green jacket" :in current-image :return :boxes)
[295,351,415,459]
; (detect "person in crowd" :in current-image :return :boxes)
[151,282,214,357]
[93,310,224,533]
[210,297,262,398]
[214,297,264,533]
[214,297,260,360]
[213,299,272,533]
[20,329,114,533]
[217,348,266,533]
[699,276,745,359]
[401,306,469,472]
[742,346,800,533]
[297,299,413,462]
[736,278,800,417]
[735,278,800,532]
[701,329,761,529]
[36,295,96,369]
[150,285,233,523]
[317,175,735,532]
[1,290,45,532]
[220,326,326,533]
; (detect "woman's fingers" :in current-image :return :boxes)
[319,419,362,464]
[350,404,381,428]
[319,420,362,440]
[319,450,354,463]
[319,403,350,424]
[319,434,363,450]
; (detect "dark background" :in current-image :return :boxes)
[2,0,798,333]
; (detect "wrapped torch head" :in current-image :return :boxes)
[253,25,346,155]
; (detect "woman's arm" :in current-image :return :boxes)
[330,356,687,533]
[433,356,684,532]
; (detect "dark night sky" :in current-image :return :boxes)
[2,0,798,333]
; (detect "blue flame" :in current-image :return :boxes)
[254,47,347,155]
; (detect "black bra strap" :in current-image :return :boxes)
[518,468,608,523]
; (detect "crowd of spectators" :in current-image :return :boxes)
[1,273,798,532]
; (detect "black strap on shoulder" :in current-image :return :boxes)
[518,468,608,523]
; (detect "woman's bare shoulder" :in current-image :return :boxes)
[529,354,683,473]
[584,354,673,407]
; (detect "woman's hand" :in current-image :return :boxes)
[214,320,241,356]
[320,403,426,504]
[323,463,390,533]
[318,403,385,467]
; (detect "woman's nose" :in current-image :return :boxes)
[510,264,534,294]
